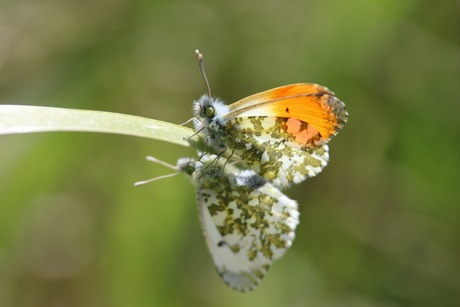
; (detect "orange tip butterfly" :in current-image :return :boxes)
[192,49,348,188]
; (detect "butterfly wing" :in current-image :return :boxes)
[195,161,299,292]
[218,83,346,188]
[223,116,329,188]
[227,83,348,142]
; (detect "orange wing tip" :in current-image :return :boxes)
[270,90,348,142]
[322,95,348,139]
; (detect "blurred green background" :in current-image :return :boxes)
[1,0,459,306]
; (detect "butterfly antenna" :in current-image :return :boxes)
[134,172,180,187]
[195,49,212,97]
[145,156,178,170]
[134,156,180,187]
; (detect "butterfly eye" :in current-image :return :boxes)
[183,164,195,176]
[205,106,215,118]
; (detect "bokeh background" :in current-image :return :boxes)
[1,0,459,306]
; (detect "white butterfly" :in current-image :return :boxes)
[136,154,299,292]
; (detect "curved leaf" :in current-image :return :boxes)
[0,105,203,149]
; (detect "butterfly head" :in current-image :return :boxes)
[176,157,199,176]
[192,94,230,133]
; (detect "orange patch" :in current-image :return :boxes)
[285,118,321,145]
[268,96,337,140]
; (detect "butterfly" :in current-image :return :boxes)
[193,50,348,188]
[135,154,299,292]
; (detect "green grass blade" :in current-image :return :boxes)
[0,105,203,149]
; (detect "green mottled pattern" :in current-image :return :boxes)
[222,116,329,188]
